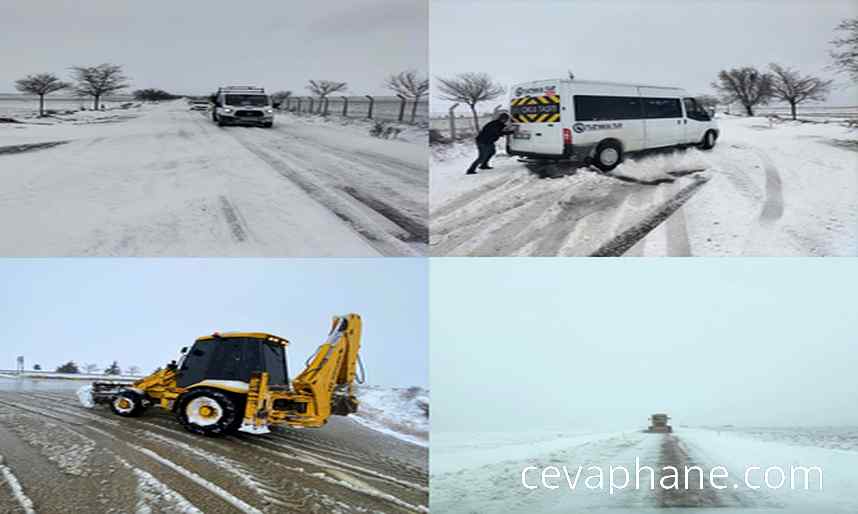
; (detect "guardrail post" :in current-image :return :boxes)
[448,103,459,141]
[365,95,374,119]
[342,96,349,117]
[397,94,407,122]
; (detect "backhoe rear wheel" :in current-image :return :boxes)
[176,389,241,437]
[110,390,147,417]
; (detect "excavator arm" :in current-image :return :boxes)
[290,313,363,421]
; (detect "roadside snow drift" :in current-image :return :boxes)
[351,385,429,447]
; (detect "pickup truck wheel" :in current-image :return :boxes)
[262,122,273,128]
[110,390,147,417]
[593,140,623,171]
[177,389,240,436]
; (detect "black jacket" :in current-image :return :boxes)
[476,119,512,144]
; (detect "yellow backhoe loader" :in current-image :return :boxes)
[91,313,364,436]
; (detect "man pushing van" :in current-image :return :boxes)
[466,113,515,175]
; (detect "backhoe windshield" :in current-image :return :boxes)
[225,94,269,107]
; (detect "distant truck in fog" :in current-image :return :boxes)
[211,86,274,127]
[646,413,673,433]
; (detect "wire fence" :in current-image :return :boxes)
[280,95,428,125]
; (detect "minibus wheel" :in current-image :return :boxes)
[700,130,716,150]
[593,141,623,171]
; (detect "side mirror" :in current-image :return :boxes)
[180,346,188,354]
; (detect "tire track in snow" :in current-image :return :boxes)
[590,175,709,256]
[755,148,784,223]
[5,392,427,513]
[218,195,249,242]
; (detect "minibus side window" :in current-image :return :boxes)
[574,95,643,121]
[643,97,682,119]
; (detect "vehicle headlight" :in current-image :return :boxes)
[266,108,273,113]
[222,108,232,113]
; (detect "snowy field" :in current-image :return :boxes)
[0,377,428,513]
[430,115,857,256]
[0,100,427,256]
[431,427,858,514]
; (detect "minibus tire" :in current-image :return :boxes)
[700,130,716,150]
[593,141,623,172]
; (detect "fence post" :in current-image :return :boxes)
[342,96,349,117]
[397,94,407,122]
[323,97,329,116]
[296,98,302,112]
[365,95,374,119]
[308,98,314,114]
[284,96,291,110]
[448,103,459,141]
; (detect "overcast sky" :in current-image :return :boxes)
[0,0,427,96]
[430,0,858,113]
[0,259,428,387]
[431,259,858,432]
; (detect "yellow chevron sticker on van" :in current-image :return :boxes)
[510,95,561,123]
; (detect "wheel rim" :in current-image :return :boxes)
[113,396,135,414]
[186,397,224,426]
[707,133,714,146]
[601,147,619,166]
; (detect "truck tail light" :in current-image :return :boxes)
[563,128,572,145]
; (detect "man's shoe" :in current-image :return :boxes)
[466,170,478,175]
[478,165,493,169]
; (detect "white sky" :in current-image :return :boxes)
[431,259,858,432]
[0,0,427,96]
[0,259,428,387]
[430,0,858,113]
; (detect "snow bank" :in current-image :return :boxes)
[76,384,95,408]
[681,427,858,513]
[351,385,428,447]
[277,111,427,146]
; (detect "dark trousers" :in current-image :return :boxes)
[466,142,496,173]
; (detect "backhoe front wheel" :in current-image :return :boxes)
[177,389,242,437]
[110,390,147,417]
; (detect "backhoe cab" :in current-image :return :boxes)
[92,314,363,436]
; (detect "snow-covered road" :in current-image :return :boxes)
[430,116,857,256]
[0,102,427,256]
[0,386,428,513]
[431,428,858,513]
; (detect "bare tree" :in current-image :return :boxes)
[711,67,773,116]
[385,70,429,123]
[829,17,858,81]
[127,365,142,375]
[436,72,505,131]
[82,363,99,374]
[271,90,292,108]
[104,360,122,375]
[768,63,832,120]
[70,63,129,110]
[306,80,348,98]
[14,73,71,116]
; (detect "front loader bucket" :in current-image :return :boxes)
[90,381,129,405]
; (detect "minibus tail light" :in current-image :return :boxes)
[563,128,572,145]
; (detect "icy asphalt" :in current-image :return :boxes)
[0,385,428,513]
[0,102,428,256]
